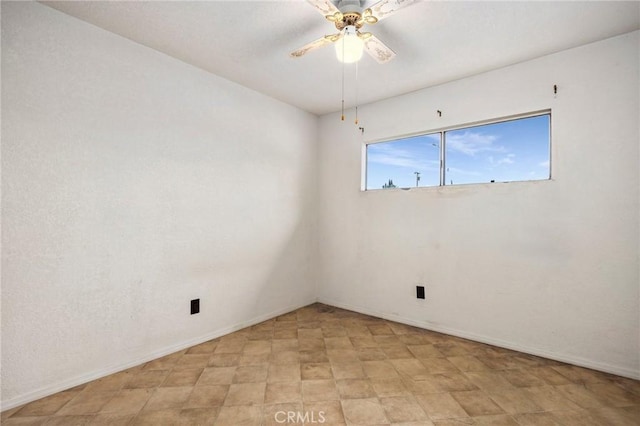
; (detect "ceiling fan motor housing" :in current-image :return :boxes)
[335,0,365,30]
[337,0,362,14]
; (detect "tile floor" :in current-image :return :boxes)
[2,303,639,425]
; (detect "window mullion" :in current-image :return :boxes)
[440,132,445,186]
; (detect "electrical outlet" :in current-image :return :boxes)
[191,299,200,315]
[416,286,425,299]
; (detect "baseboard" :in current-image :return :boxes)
[318,297,640,380]
[0,298,317,412]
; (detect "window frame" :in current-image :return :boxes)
[363,110,552,191]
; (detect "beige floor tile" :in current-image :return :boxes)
[511,411,562,426]
[268,363,301,382]
[464,372,516,394]
[585,381,640,406]
[214,340,246,354]
[42,415,93,425]
[233,364,269,383]
[207,353,240,367]
[446,356,491,373]
[303,400,345,424]
[143,386,193,411]
[548,408,604,426]
[84,371,134,392]
[372,378,411,397]
[415,393,469,420]
[224,383,266,406]
[528,366,573,385]
[407,345,445,359]
[301,362,334,380]
[142,352,183,371]
[131,408,182,425]
[331,361,366,379]
[263,402,304,426]
[391,359,431,380]
[2,416,48,425]
[357,348,388,361]
[323,326,348,338]
[173,354,211,369]
[325,336,354,350]
[274,329,298,339]
[265,382,302,404]
[336,379,377,399]
[299,350,329,363]
[520,385,581,411]
[380,396,429,422]
[364,360,400,379]
[55,391,117,416]
[402,377,441,394]
[183,385,229,408]
[350,336,379,349]
[270,350,300,365]
[238,353,271,365]
[341,397,390,424]
[243,340,272,355]
[375,335,403,347]
[327,349,360,362]
[422,358,461,374]
[124,370,170,389]
[587,405,640,426]
[302,380,340,402]
[272,339,299,352]
[161,368,203,387]
[298,338,325,351]
[471,414,519,425]
[369,324,395,335]
[176,407,219,425]
[12,392,78,417]
[185,340,217,354]
[451,390,505,416]
[98,389,152,414]
[430,373,478,392]
[89,412,136,425]
[554,383,607,409]
[384,346,416,359]
[551,365,611,384]
[196,366,236,385]
[499,369,547,388]
[490,389,544,417]
[298,328,324,339]
[433,343,470,357]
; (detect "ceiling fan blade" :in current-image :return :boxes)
[306,0,343,21]
[290,33,342,58]
[363,34,396,64]
[365,0,418,22]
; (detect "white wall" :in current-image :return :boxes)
[317,31,639,379]
[1,2,317,408]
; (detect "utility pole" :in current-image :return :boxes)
[414,171,421,187]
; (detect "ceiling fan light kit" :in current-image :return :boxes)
[335,25,364,63]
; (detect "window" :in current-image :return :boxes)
[365,112,550,190]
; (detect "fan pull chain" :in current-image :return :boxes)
[341,35,345,121]
[354,58,359,125]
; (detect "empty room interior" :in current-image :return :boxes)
[1,0,639,425]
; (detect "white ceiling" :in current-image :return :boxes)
[42,0,640,116]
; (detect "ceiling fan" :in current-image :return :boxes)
[291,0,417,64]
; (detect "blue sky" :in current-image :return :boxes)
[366,114,550,190]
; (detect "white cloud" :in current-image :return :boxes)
[368,143,437,171]
[446,131,504,156]
[538,160,550,168]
